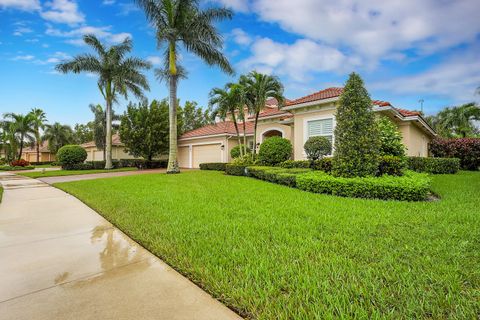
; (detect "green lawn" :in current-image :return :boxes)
[18,167,137,178]
[56,171,480,319]
[0,186,3,203]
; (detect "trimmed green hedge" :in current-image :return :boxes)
[407,157,460,174]
[296,170,431,201]
[86,159,168,170]
[0,166,35,171]
[62,163,94,170]
[199,163,227,171]
[279,158,333,172]
[248,166,311,187]
[378,156,405,176]
[225,164,246,176]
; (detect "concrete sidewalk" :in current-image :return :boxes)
[0,172,241,320]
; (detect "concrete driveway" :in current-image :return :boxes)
[0,172,241,320]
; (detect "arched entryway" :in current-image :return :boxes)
[261,129,283,142]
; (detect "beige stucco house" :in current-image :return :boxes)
[82,133,139,161]
[21,141,56,163]
[178,87,436,168]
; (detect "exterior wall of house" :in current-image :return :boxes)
[291,104,337,160]
[178,136,227,168]
[84,146,139,161]
[398,122,430,157]
[255,121,293,144]
[178,135,255,168]
[22,152,56,163]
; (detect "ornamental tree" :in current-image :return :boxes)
[377,116,406,157]
[304,136,332,161]
[332,73,380,177]
[119,99,169,161]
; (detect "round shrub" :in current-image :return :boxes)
[377,116,406,157]
[304,136,332,161]
[56,145,87,168]
[230,144,251,158]
[11,159,30,167]
[258,137,292,166]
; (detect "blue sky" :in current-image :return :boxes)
[0,0,479,126]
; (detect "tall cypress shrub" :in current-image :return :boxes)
[332,73,380,177]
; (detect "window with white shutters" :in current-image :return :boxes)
[307,118,333,146]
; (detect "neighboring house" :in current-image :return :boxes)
[178,87,436,168]
[21,141,56,163]
[81,133,139,161]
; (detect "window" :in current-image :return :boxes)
[307,118,333,145]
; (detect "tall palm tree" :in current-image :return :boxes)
[135,0,234,173]
[240,71,285,154]
[43,122,73,154]
[3,113,36,160]
[209,85,242,156]
[29,108,47,163]
[56,34,151,169]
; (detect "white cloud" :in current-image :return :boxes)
[371,49,480,104]
[13,26,34,36]
[146,56,162,66]
[117,3,140,16]
[25,38,39,43]
[211,0,249,13]
[251,0,480,62]
[12,55,35,61]
[240,37,360,82]
[102,0,115,4]
[231,28,252,46]
[0,0,40,11]
[40,0,84,25]
[46,25,132,45]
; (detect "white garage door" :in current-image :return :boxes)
[178,146,190,168]
[192,144,222,168]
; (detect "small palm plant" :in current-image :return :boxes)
[240,71,285,154]
[209,83,246,156]
[3,113,36,160]
[42,122,73,154]
[135,0,234,173]
[56,34,151,169]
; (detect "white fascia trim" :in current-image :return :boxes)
[179,133,253,141]
[255,113,292,121]
[282,97,339,110]
[374,106,436,136]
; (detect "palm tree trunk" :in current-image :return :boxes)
[167,43,180,174]
[167,75,180,173]
[242,120,247,154]
[36,135,40,163]
[253,112,260,155]
[231,113,242,157]
[18,135,24,160]
[105,96,113,169]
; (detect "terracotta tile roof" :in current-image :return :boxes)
[180,121,254,139]
[286,87,421,118]
[81,133,123,148]
[248,106,293,120]
[22,141,51,153]
[395,108,421,117]
[286,87,344,106]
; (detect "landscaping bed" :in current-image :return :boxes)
[55,170,480,319]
